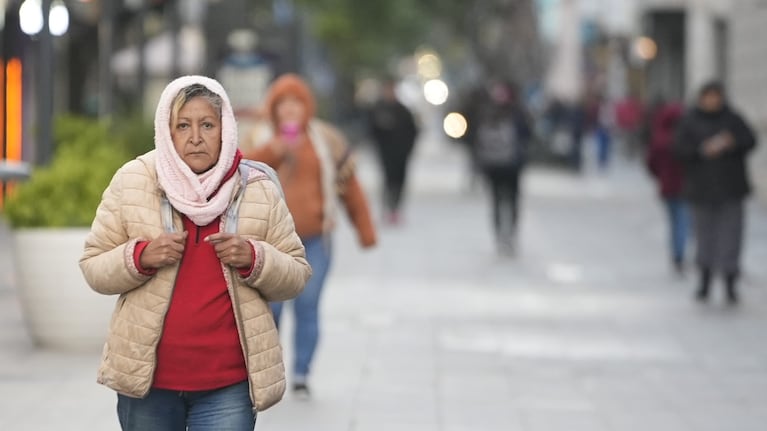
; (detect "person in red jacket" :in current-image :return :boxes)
[646,100,688,274]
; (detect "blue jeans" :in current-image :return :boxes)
[665,198,689,263]
[594,126,611,170]
[117,381,255,431]
[271,235,332,380]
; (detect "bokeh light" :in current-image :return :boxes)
[19,0,44,36]
[634,36,658,61]
[423,79,449,106]
[443,112,468,139]
[417,53,442,79]
[49,0,69,36]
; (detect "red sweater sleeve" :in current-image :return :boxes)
[236,243,257,277]
[133,241,158,276]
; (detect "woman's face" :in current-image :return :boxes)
[275,95,307,127]
[171,97,222,174]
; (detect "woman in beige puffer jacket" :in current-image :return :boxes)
[80,76,310,430]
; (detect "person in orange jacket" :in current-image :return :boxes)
[244,74,377,398]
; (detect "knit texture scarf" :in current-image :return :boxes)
[154,76,239,226]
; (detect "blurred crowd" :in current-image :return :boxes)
[445,77,757,307]
[63,62,759,428]
[233,71,758,309]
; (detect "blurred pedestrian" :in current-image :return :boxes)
[673,81,757,304]
[80,76,311,430]
[614,91,646,159]
[645,100,688,274]
[244,74,377,398]
[569,99,587,172]
[455,85,489,190]
[471,80,532,255]
[366,78,419,225]
[584,92,613,172]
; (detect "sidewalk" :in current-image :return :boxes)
[2,140,767,430]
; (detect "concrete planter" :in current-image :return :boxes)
[13,228,115,352]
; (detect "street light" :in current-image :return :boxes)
[48,0,69,36]
[18,0,69,36]
[19,0,43,35]
[18,0,68,165]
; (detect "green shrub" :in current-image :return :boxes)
[3,115,153,228]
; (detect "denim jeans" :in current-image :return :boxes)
[117,380,255,431]
[665,198,689,263]
[594,126,611,170]
[271,235,332,380]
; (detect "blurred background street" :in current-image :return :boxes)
[2,0,767,430]
[3,139,767,430]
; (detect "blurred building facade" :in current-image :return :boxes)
[729,1,767,131]
[636,0,767,197]
[542,0,766,195]
[579,0,766,130]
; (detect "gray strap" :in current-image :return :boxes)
[224,161,285,234]
[240,159,285,199]
[160,194,175,233]
[223,166,249,234]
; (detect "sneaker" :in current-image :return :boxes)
[293,382,311,401]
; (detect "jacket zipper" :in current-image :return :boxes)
[147,211,183,395]
[219,184,258,411]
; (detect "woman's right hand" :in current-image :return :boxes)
[139,232,188,269]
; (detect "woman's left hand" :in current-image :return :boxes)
[204,233,254,269]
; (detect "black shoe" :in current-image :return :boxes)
[696,267,712,303]
[293,382,311,401]
[673,258,685,276]
[726,288,739,305]
[695,286,710,303]
[725,273,740,305]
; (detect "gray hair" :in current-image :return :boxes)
[169,84,224,127]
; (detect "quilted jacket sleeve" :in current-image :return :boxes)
[79,162,153,295]
[240,180,311,301]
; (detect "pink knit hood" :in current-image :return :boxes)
[154,75,239,226]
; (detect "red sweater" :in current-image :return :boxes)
[134,154,252,391]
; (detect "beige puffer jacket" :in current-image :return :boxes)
[79,150,311,412]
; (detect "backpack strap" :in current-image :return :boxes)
[239,159,285,199]
[160,193,176,233]
[222,160,286,234]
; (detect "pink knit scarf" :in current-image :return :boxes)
[154,76,239,226]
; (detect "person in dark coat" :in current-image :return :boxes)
[646,100,688,274]
[367,79,419,225]
[673,81,757,304]
[471,80,532,255]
